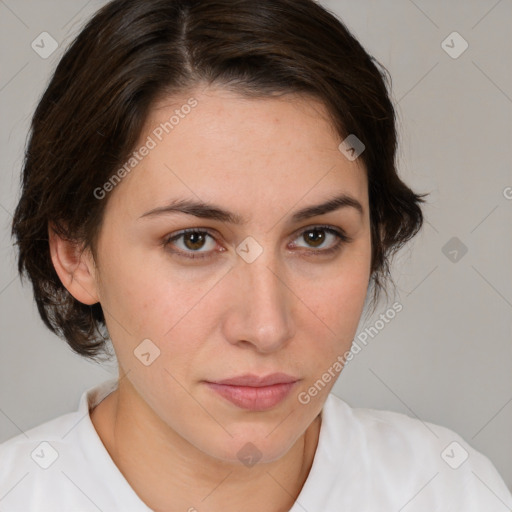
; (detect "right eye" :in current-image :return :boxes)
[163,228,223,260]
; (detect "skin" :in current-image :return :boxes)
[49,85,372,512]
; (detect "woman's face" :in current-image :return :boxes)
[90,86,372,464]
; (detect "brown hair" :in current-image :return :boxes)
[11,0,427,362]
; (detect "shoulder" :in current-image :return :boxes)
[0,409,79,461]
[0,409,81,480]
[0,378,149,511]
[320,393,512,510]
[0,387,112,511]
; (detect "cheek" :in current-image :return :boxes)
[296,278,367,370]
[289,252,371,386]
[97,245,220,373]
[296,253,370,335]
[96,234,177,328]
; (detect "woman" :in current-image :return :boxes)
[2,0,511,510]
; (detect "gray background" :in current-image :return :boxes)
[1,0,511,494]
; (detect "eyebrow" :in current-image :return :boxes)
[138,193,364,224]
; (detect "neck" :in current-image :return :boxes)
[90,379,321,512]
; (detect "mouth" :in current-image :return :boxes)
[204,373,300,411]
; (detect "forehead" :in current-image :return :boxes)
[104,87,368,222]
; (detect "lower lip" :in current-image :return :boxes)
[205,381,298,411]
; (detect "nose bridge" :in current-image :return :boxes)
[226,246,295,352]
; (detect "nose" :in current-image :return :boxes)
[221,250,296,353]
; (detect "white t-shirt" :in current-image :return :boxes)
[1,378,511,511]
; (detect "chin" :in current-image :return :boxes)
[196,428,300,467]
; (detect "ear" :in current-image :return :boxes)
[48,222,100,305]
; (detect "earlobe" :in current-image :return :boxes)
[48,223,100,305]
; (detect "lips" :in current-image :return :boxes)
[205,373,299,411]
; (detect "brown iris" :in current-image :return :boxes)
[183,232,208,251]
[303,228,325,248]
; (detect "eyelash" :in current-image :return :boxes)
[162,224,352,260]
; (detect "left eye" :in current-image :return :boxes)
[163,225,351,260]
